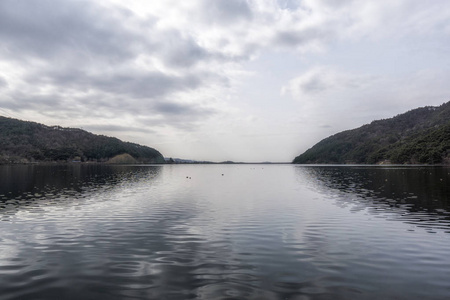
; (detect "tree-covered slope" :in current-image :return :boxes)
[293,101,450,164]
[0,116,165,164]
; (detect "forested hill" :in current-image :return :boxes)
[293,101,450,165]
[0,116,165,164]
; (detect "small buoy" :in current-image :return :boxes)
[222,174,224,176]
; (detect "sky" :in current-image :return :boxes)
[0,0,449,162]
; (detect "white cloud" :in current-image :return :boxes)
[281,67,375,100]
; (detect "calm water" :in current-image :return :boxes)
[0,164,450,300]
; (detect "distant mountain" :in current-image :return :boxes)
[293,101,450,165]
[164,157,214,164]
[0,116,165,164]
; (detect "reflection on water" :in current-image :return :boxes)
[1,164,450,299]
[0,164,161,221]
[300,166,450,231]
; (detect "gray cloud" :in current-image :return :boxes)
[274,31,309,47]
[82,124,156,134]
[0,0,236,75]
[299,76,329,94]
[97,73,201,99]
[200,0,252,25]
[154,101,215,116]
[28,69,204,99]
[276,0,301,10]
[319,124,332,128]
[0,76,7,89]
[273,27,333,48]
[0,85,219,132]
[1,89,218,130]
[130,100,219,132]
[159,30,209,68]
[0,93,62,111]
[0,0,142,63]
[0,0,229,132]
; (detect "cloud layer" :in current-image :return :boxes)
[1,0,449,161]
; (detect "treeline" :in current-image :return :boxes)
[293,101,450,165]
[0,117,165,164]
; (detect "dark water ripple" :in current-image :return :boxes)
[300,165,450,231]
[1,164,450,299]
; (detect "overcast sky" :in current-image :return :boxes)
[0,0,449,162]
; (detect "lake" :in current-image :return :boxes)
[1,164,450,299]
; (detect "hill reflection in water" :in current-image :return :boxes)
[300,165,450,232]
[0,164,162,220]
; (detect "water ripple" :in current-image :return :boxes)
[0,165,450,299]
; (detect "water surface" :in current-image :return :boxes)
[1,164,450,299]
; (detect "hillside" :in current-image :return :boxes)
[0,116,165,164]
[293,101,450,165]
